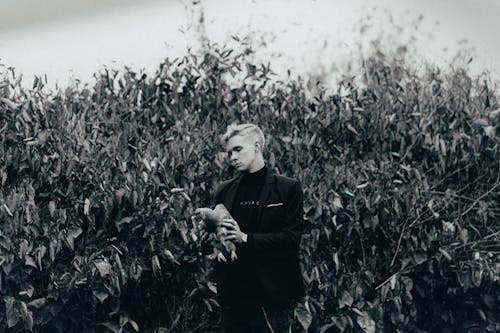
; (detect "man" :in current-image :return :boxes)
[208,123,306,333]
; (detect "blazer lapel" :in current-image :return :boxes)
[223,176,242,213]
[222,167,275,230]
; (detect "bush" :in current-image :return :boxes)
[0,42,498,332]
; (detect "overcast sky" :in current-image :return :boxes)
[0,0,499,90]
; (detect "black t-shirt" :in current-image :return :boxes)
[231,164,267,233]
[217,164,267,305]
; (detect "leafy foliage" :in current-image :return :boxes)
[0,41,499,332]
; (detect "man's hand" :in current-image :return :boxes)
[220,218,248,244]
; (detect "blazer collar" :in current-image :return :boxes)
[222,167,276,213]
[235,165,276,185]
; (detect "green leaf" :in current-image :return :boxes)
[294,299,312,332]
[152,255,161,275]
[413,250,427,265]
[68,227,83,239]
[48,201,56,218]
[439,248,452,261]
[93,290,109,304]
[331,315,351,332]
[25,255,37,269]
[84,198,90,216]
[101,321,120,333]
[128,319,139,332]
[2,203,13,217]
[0,235,12,250]
[206,281,217,294]
[356,311,376,333]
[19,284,35,298]
[115,217,133,232]
[94,259,112,277]
[37,130,49,146]
[339,290,354,308]
[65,227,82,251]
[24,310,33,331]
[27,298,46,309]
[4,296,18,328]
[332,196,343,210]
[333,252,340,272]
[319,323,336,333]
[36,245,47,269]
[460,227,469,244]
[0,97,19,110]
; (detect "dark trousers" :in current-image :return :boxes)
[220,302,295,333]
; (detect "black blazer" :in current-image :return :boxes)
[211,167,306,305]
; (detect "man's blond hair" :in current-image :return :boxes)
[220,123,266,151]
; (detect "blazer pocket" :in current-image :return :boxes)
[263,203,285,231]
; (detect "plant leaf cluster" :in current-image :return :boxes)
[0,42,499,332]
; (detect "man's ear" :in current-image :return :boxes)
[254,142,261,152]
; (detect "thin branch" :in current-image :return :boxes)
[390,227,406,267]
[468,223,482,238]
[430,162,475,188]
[430,190,476,202]
[461,182,500,217]
[392,206,432,266]
[379,230,500,292]
[376,257,433,291]
[408,214,439,229]
[360,234,366,266]
[375,271,399,291]
[443,230,500,253]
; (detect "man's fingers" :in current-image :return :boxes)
[221,218,240,231]
[224,234,238,241]
[220,221,237,229]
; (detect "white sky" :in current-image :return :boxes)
[0,0,499,90]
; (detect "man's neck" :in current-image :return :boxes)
[247,162,265,173]
[246,155,265,173]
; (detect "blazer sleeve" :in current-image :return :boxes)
[246,181,306,252]
[211,183,224,207]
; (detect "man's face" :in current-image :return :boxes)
[225,134,259,172]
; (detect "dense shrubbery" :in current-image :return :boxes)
[0,42,499,332]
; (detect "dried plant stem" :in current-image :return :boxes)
[460,181,500,217]
[390,228,406,267]
[376,257,433,291]
[442,230,500,253]
[431,162,475,188]
[391,207,431,266]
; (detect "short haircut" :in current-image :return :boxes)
[220,123,266,150]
